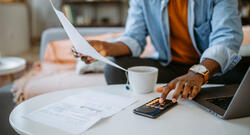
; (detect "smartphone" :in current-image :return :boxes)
[133,97,177,118]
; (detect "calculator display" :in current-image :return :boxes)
[133,97,177,118]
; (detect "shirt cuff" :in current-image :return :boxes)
[112,36,142,57]
[200,45,241,75]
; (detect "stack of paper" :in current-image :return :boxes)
[24,91,137,135]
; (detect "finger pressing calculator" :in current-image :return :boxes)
[133,97,177,118]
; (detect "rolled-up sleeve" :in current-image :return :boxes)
[114,36,142,57]
[200,45,241,75]
[201,0,243,75]
[114,0,148,57]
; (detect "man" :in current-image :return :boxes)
[73,0,248,104]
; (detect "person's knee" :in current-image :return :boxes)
[104,57,129,84]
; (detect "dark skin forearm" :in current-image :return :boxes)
[72,40,131,64]
[200,58,221,78]
[108,41,221,78]
[157,58,221,103]
[107,43,222,100]
[105,42,132,57]
[73,39,221,102]
[108,42,221,78]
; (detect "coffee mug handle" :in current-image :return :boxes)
[125,71,131,90]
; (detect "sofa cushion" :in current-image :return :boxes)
[12,62,106,104]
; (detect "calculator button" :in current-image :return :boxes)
[146,99,159,106]
[155,105,160,109]
[146,103,151,107]
[161,106,167,109]
[151,99,159,104]
[153,102,160,107]
[159,107,165,110]
[146,102,153,106]
[164,100,172,104]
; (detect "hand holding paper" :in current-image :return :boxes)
[50,0,127,71]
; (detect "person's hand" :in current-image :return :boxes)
[71,40,111,64]
[155,71,204,104]
[71,40,131,64]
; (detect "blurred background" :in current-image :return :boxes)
[0,0,129,62]
[0,0,250,134]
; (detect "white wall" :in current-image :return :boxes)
[0,3,30,55]
[27,0,62,38]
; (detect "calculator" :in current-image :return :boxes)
[133,97,177,118]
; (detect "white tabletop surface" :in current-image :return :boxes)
[9,84,250,135]
[0,57,26,75]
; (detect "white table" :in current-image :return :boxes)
[0,57,26,86]
[0,57,26,76]
[9,85,250,135]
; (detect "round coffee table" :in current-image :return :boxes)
[0,57,26,86]
[9,85,250,135]
[0,57,26,76]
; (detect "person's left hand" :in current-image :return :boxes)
[155,71,204,104]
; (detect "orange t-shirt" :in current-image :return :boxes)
[168,0,200,64]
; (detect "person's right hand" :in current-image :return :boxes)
[71,40,111,64]
[71,40,131,64]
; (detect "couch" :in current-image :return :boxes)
[12,27,125,103]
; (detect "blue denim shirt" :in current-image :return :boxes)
[115,0,243,75]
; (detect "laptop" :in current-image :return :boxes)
[192,67,250,119]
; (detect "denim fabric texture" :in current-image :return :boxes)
[114,0,243,75]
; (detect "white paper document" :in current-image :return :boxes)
[24,91,137,135]
[50,0,126,71]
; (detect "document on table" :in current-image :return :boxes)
[50,0,126,71]
[24,91,137,135]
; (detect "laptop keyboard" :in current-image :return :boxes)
[206,97,233,110]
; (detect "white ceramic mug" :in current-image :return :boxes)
[128,66,158,94]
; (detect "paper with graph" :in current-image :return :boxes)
[50,0,126,71]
